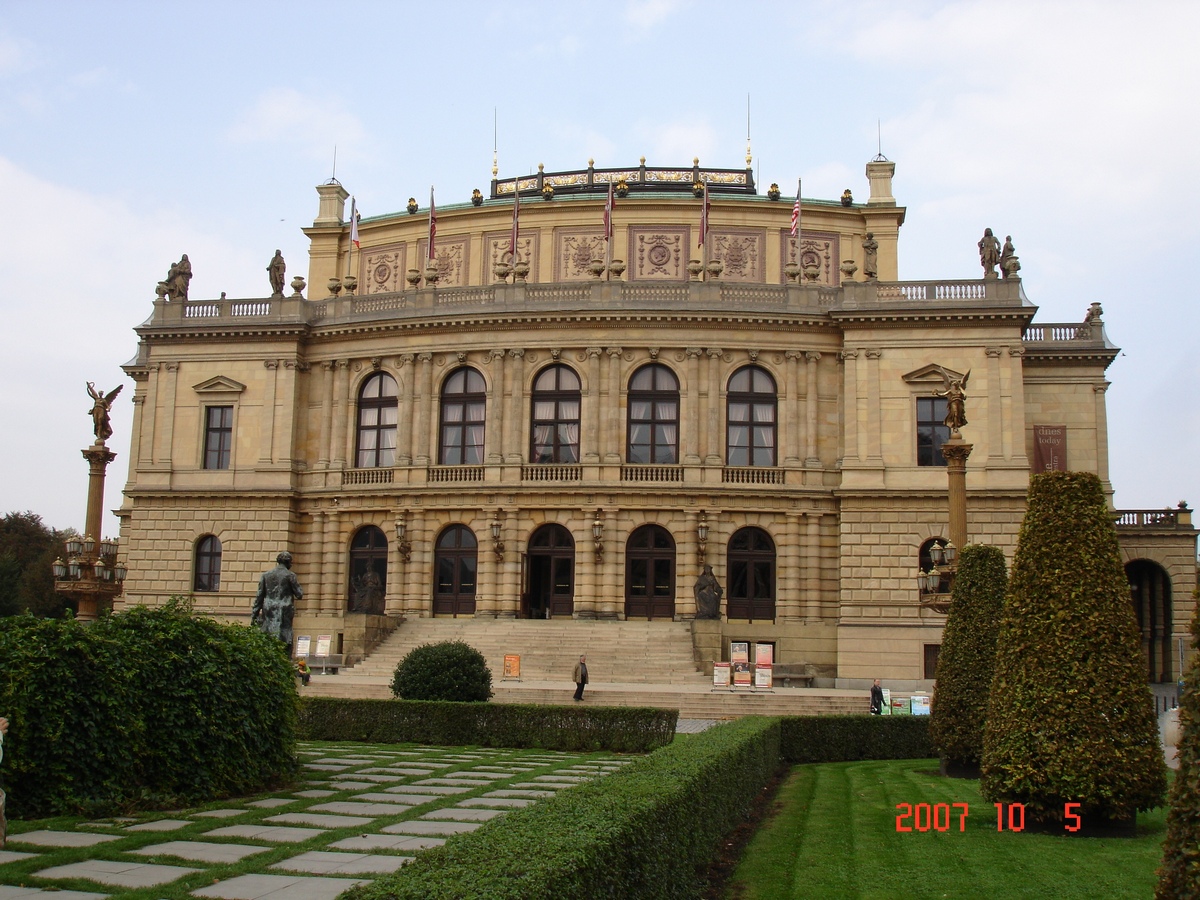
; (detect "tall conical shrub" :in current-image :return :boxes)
[929,544,1007,770]
[1156,592,1200,898]
[981,471,1166,826]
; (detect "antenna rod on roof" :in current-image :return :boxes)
[745,93,752,167]
[332,145,337,182]
[877,120,882,157]
[492,108,498,178]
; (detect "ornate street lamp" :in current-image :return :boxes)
[592,510,604,563]
[490,513,505,562]
[697,510,709,563]
[395,510,412,563]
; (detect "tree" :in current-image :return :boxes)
[981,472,1166,827]
[929,544,1007,773]
[1156,590,1200,898]
[0,511,71,618]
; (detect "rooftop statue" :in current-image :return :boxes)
[1000,235,1021,279]
[862,232,879,280]
[252,552,302,648]
[86,382,123,442]
[267,250,286,296]
[159,254,193,301]
[934,369,970,434]
[978,228,1000,276]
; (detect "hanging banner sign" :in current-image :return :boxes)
[1033,425,1066,473]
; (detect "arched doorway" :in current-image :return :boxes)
[727,527,776,622]
[433,525,477,617]
[1126,559,1173,682]
[348,526,387,615]
[525,524,574,618]
[625,525,676,620]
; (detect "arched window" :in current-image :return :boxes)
[627,365,679,464]
[726,366,777,467]
[918,537,952,594]
[348,526,388,615]
[194,535,222,592]
[439,368,486,465]
[433,525,477,616]
[1127,559,1174,683]
[727,527,775,621]
[530,365,581,463]
[356,372,398,468]
[625,525,676,619]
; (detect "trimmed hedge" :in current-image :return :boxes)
[981,472,1167,824]
[341,717,781,900]
[390,640,493,702]
[298,696,677,753]
[929,544,1007,766]
[781,715,933,763]
[0,602,298,817]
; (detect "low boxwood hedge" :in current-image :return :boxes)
[781,714,933,762]
[342,716,782,900]
[298,696,677,753]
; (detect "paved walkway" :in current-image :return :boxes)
[0,742,636,900]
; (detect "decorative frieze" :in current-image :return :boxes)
[555,229,608,281]
[710,228,764,282]
[361,244,406,294]
[630,227,686,281]
[781,230,840,285]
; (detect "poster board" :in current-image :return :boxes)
[503,655,521,679]
[890,695,910,715]
[754,665,773,689]
[754,643,775,667]
[713,662,731,688]
[294,635,311,658]
[315,634,332,657]
[910,694,931,716]
[880,687,892,715]
[730,642,749,664]
[733,662,753,686]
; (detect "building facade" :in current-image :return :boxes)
[115,158,1197,689]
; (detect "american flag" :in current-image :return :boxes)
[698,179,710,248]
[790,178,801,238]
[428,187,437,260]
[350,197,360,249]
[603,180,615,241]
[510,181,520,261]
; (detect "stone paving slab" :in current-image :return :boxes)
[269,851,412,875]
[125,819,193,832]
[308,802,412,816]
[0,887,107,900]
[348,793,434,805]
[303,764,351,772]
[265,813,374,828]
[131,841,269,864]
[381,821,481,836]
[204,825,326,843]
[319,781,377,791]
[248,799,295,809]
[312,758,369,765]
[414,777,493,786]
[8,831,121,848]
[532,774,591,783]
[328,834,444,852]
[192,809,247,819]
[442,771,510,781]
[419,808,505,822]
[36,860,199,888]
[191,873,367,900]
[511,781,569,790]
[0,850,38,864]
[458,797,533,808]
[383,784,469,795]
[327,774,403,783]
[486,789,556,799]
[358,768,436,776]
[293,790,337,799]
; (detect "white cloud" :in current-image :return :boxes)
[226,88,368,162]
[623,0,686,31]
[641,121,719,166]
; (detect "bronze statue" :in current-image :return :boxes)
[162,254,193,301]
[862,233,879,280]
[934,370,970,433]
[267,250,286,296]
[86,382,123,442]
[694,565,723,619]
[252,552,302,647]
[978,228,1000,275]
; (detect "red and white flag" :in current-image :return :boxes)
[350,197,360,249]
[790,178,801,238]
[603,180,615,241]
[510,181,520,261]
[698,179,710,248]
[428,187,437,260]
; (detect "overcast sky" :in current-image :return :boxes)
[1,1,1196,539]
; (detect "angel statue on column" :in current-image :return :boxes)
[87,382,123,442]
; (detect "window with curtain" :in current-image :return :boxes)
[356,372,398,468]
[917,397,949,466]
[726,366,777,467]
[203,406,233,469]
[194,535,222,591]
[530,365,581,463]
[627,364,679,464]
[439,367,486,465]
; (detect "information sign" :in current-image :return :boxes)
[295,635,311,658]
[315,634,332,657]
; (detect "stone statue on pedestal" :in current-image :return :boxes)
[862,233,879,280]
[86,382,123,442]
[252,552,302,648]
[159,254,193,301]
[978,228,1000,276]
[934,370,970,434]
[267,250,286,296]
[694,565,723,619]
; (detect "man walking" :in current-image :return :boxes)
[870,678,885,715]
[572,655,589,701]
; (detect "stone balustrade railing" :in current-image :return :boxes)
[1115,508,1193,529]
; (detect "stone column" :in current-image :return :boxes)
[318,361,334,468]
[280,361,302,467]
[385,510,402,615]
[486,349,506,464]
[585,348,602,462]
[604,348,623,463]
[128,391,146,479]
[139,366,157,469]
[414,352,434,466]
[397,354,414,465]
[785,350,802,465]
[322,510,340,614]
[865,349,883,464]
[705,348,724,465]
[805,351,821,465]
[680,510,698,618]
[1095,382,1112,494]
[160,362,179,466]
[342,364,359,468]
[506,350,525,464]
[408,510,431,618]
[597,510,619,619]
[310,510,326,616]
[576,507,598,619]
[805,513,822,620]
[839,350,859,464]
[475,513,498,618]
[1008,347,1028,464]
[331,360,349,468]
[260,360,279,464]
[498,512,520,618]
[942,439,973,550]
[684,348,702,464]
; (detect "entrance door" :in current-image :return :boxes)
[625,525,676,619]
[727,527,776,622]
[526,524,574,618]
[433,525,477,616]
[1126,559,1173,682]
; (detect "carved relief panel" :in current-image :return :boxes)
[710,228,765,283]
[360,244,407,294]
[417,236,469,287]
[555,229,607,281]
[629,227,688,281]
[781,230,841,285]
[485,231,540,280]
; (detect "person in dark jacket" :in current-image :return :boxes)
[572,655,589,701]
[870,679,884,715]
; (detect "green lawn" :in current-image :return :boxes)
[725,759,1168,900]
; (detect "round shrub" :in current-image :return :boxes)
[391,641,493,702]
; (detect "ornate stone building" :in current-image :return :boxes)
[116,157,1196,689]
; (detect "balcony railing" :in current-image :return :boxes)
[1115,508,1192,529]
[521,464,582,482]
[427,466,485,483]
[343,468,394,485]
[722,467,786,485]
[621,465,684,483]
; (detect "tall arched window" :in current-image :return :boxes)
[530,365,581,463]
[627,365,679,464]
[726,366,777,467]
[356,372,398,468]
[348,526,388,615]
[727,527,775,621]
[433,525,477,616]
[439,368,486,465]
[194,535,222,592]
[625,525,676,619]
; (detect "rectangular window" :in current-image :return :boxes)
[204,406,233,469]
[916,397,949,466]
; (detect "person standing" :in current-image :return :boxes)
[0,715,8,848]
[572,655,589,701]
[870,679,884,715]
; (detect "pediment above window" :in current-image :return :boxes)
[193,376,246,395]
[902,364,965,386]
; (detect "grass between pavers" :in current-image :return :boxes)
[724,758,1170,900]
[0,741,635,900]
